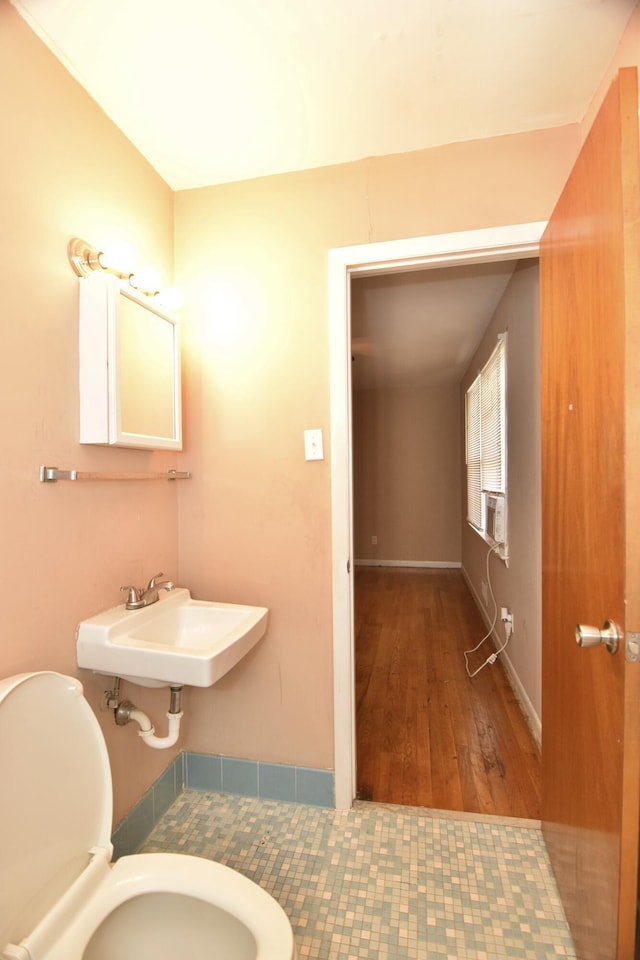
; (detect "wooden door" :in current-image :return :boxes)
[541,68,640,959]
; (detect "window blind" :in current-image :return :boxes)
[465,336,506,531]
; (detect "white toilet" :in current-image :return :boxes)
[0,671,296,960]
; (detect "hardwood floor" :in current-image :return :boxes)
[355,566,541,819]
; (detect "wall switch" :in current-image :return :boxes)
[304,428,324,461]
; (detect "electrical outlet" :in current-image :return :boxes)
[500,607,514,639]
[371,535,377,545]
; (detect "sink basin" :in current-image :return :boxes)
[76,588,268,687]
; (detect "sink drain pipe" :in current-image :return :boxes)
[114,684,184,750]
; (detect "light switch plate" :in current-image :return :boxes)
[304,428,324,461]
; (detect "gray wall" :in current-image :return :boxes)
[460,260,541,737]
[353,383,462,564]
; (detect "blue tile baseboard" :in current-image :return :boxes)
[184,752,335,809]
[111,752,335,859]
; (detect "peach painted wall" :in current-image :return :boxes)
[10,0,627,802]
[460,261,542,731]
[352,385,461,564]
[174,129,580,769]
[0,2,179,824]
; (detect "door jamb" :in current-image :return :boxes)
[329,221,546,810]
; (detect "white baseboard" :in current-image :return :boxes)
[355,559,462,569]
[461,565,541,748]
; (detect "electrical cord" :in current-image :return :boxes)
[464,542,506,678]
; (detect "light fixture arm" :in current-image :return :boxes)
[66,236,164,299]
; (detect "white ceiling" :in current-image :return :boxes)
[351,261,519,391]
[10,0,638,191]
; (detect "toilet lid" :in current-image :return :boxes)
[0,671,112,953]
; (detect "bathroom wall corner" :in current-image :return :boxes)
[112,754,337,860]
[111,752,184,860]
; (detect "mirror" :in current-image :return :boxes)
[79,273,182,450]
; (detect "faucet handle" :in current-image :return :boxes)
[146,572,164,590]
[120,585,142,606]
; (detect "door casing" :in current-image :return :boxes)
[329,221,546,809]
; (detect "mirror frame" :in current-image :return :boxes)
[79,273,182,450]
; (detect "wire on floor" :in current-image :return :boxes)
[464,542,506,678]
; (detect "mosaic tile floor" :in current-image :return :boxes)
[141,792,575,960]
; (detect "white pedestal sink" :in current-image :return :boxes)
[76,588,268,687]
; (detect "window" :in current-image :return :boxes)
[465,335,506,539]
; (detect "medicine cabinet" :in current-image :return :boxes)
[78,273,182,450]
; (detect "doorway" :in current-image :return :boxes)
[350,256,541,817]
[329,222,546,810]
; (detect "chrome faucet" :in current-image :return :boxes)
[121,572,175,610]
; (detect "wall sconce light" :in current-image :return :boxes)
[67,237,182,307]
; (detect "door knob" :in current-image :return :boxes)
[575,621,621,654]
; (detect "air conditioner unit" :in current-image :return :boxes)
[482,492,506,545]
